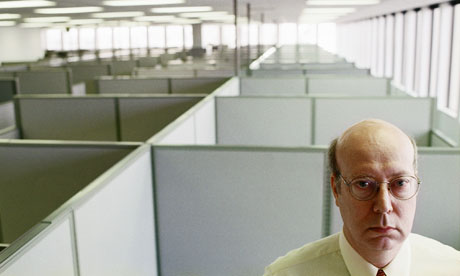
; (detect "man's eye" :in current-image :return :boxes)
[355,180,372,188]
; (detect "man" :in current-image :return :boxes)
[263,119,460,275]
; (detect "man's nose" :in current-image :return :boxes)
[373,184,393,213]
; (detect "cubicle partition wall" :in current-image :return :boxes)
[215,96,433,147]
[67,63,112,94]
[97,76,228,95]
[110,60,138,76]
[241,75,389,96]
[0,143,158,276]
[15,94,205,141]
[16,69,71,94]
[0,78,17,103]
[152,145,327,276]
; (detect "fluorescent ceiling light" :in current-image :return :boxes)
[302,7,356,14]
[134,15,176,22]
[103,0,184,7]
[306,0,379,5]
[179,11,228,18]
[0,21,16,26]
[151,6,212,13]
[0,1,55,9]
[92,11,145,18]
[0,14,21,20]
[34,7,103,14]
[24,16,70,23]
[67,19,104,25]
[20,22,53,28]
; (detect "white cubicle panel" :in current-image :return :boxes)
[0,219,75,276]
[17,70,70,94]
[194,98,216,144]
[0,142,133,243]
[170,77,227,94]
[240,77,306,96]
[414,149,460,249]
[329,149,460,250]
[195,69,234,77]
[153,146,325,276]
[17,96,118,141]
[250,69,305,77]
[216,97,312,146]
[74,146,157,275]
[97,77,169,94]
[307,76,389,96]
[432,108,460,147]
[314,97,433,146]
[118,96,204,141]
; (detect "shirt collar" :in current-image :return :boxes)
[339,231,411,276]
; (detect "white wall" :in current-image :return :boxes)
[0,27,44,63]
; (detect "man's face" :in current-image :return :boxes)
[332,123,417,259]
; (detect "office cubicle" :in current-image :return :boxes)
[97,76,228,95]
[67,63,111,94]
[15,94,205,141]
[0,143,157,275]
[0,78,17,103]
[16,69,72,94]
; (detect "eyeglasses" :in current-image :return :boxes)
[338,173,421,201]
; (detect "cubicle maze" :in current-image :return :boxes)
[97,76,228,95]
[15,94,205,142]
[0,143,157,275]
[215,96,433,147]
[153,146,327,276]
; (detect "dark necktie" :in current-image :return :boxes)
[376,269,386,276]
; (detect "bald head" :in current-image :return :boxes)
[328,119,418,183]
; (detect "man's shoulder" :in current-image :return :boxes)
[264,233,347,276]
[410,233,460,274]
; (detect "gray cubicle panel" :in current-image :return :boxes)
[118,95,205,141]
[195,69,234,77]
[240,77,307,96]
[170,77,228,94]
[16,96,118,141]
[0,141,135,244]
[216,97,313,146]
[138,56,159,67]
[134,68,195,78]
[153,146,326,276]
[0,102,15,130]
[328,148,460,250]
[67,63,111,94]
[16,70,71,94]
[432,106,460,147]
[307,75,389,96]
[314,97,433,146]
[305,68,369,75]
[250,69,305,77]
[110,60,138,75]
[97,76,169,94]
[0,78,17,103]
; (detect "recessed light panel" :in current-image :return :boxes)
[24,16,70,23]
[134,15,176,22]
[0,14,21,20]
[92,12,145,18]
[0,1,55,9]
[103,0,184,7]
[306,0,379,5]
[0,21,16,26]
[151,6,212,13]
[35,7,104,14]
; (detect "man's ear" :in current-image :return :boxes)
[331,174,340,207]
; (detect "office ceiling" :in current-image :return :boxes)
[0,0,451,27]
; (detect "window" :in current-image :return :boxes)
[202,24,220,47]
[279,23,297,45]
[97,27,112,50]
[221,24,235,48]
[79,28,95,50]
[166,25,183,48]
[298,24,317,45]
[183,25,193,49]
[131,26,147,48]
[393,13,404,86]
[46,29,62,50]
[260,23,277,45]
[376,16,385,77]
[429,7,441,97]
[414,8,432,97]
[447,4,460,114]
[148,26,165,48]
[402,10,417,93]
[436,4,454,110]
[317,23,336,53]
[384,14,394,78]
